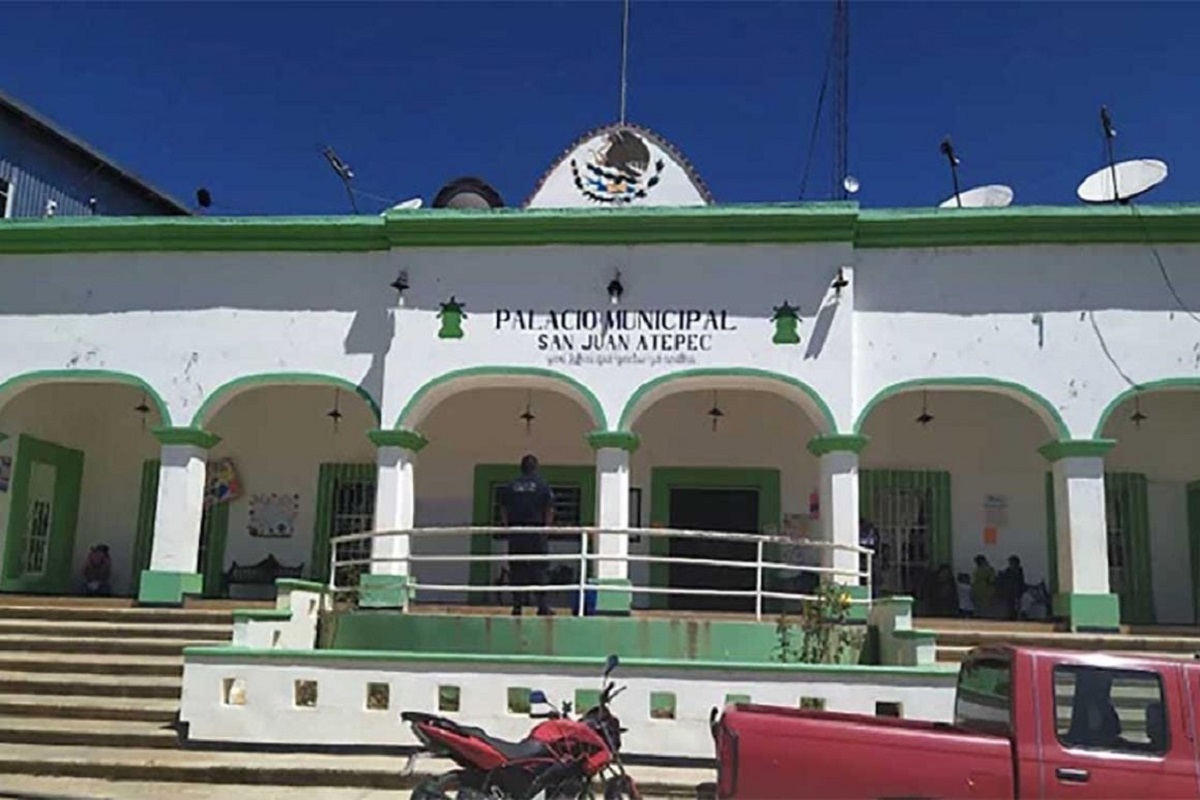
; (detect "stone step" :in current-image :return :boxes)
[0,717,180,750]
[0,652,183,677]
[0,619,230,642]
[0,602,237,626]
[0,670,181,699]
[0,743,708,794]
[0,694,179,723]
[936,645,971,664]
[0,634,212,657]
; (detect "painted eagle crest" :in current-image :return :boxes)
[570,129,666,204]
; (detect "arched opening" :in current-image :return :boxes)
[142,382,377,598]
[858,387,1059,619]
[1100,386,1200,625]
[412,384,597,609]
[629,382,827,613]
[0,378,166,596]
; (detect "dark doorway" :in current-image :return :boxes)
[667,487,760,612]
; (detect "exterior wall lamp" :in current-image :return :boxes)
[391,270,410,306]
[832,267,849,298]
[607,271,625,305]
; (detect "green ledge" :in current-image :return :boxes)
[359,573,413,609]
[368,428,428,452]
[586,431,641,452]
[593,578,633,615]
[151,427,221,449]
[1054,592,1121,632]
[137,570,204,606]
[233,608,293,622]
[181,645,958,677]
[806,433,869,457]
[276,578,327,594]
[1038,439,1117,462]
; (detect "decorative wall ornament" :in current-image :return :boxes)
[571,129,665,205]
[248,493,300,538]
[438,296,467,339]
[771,302,802,345]
[204,459,242,508]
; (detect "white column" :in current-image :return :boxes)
[1049,453,1112,596]
[808,435,867,585]
[588,432,639,583]
[144,428,220,601]
[368,430,426,577]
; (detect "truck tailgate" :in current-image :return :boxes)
[716,706,1014,799]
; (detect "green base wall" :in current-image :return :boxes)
[326,611,867,664]
[137,570,203,606]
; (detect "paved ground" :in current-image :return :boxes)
[0,777,414,799]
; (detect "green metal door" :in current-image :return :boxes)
[2,435,84,593]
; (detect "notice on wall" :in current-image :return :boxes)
[248,493,300,538]
[494,308,737,368]
[983,494,1008,545]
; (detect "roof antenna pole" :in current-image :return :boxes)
[618,0,631,125]
[832,0,849,200]
[322,145,359,214]
[939,136,962,208]
[1100,105,1119,203]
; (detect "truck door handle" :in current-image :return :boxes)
[1056,767,1090,783]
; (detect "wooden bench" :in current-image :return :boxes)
[224,554,306,600]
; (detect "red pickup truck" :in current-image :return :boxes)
[708,646,1199,799]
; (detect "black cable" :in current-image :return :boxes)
[1129,202,1200,326]
[1087,310,1139,390]
[798,7,838,201]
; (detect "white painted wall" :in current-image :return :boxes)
[180,654,958,759]
[861,391,1053,586]
[207,386,376,573]
[0,383,162,595]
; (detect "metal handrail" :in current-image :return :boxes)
[330,526,873,621]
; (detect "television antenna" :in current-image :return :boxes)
[1076,106,1168,204]
[322,146,359,213]
[937,136,1013,208]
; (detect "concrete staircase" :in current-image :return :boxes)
[917,617,1200,664]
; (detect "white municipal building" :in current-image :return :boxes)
[0,122,1197,632]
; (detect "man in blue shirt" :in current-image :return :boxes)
[499,454,555,616]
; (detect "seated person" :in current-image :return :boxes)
[83,544,112,596]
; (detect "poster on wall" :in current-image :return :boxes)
[248,493,300,538]
[205,459,242,508]
[983,494,1008,545]
[0,456,11,492]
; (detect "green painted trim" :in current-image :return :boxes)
[1093,378,1200,437]
[586,431,641,452]
[368,428,428,452]
[470,464,596,597]
[619,368,837,433]
[1189,482,1200,626]
[1038,439,1117,462]
[200,501,231,599]
[1107,472,1155,624]
[1,435,84,593]
[183,645,958,677]
[1054,592,1121,632]
[0,369,171,427]
[359,573,412,609]
[807,434,869,457]
[648,467,781,610]
[1045,471,1058,598]
[396,366,606,430]
[190,373,382,428]
[151,427,221,449]
[594,578,632,615]
[856,377,1069,438]
[860,469,953,571]
[311,463,377,585]
[855,205,1200,249]
[276,578,327,593]
[137,570,203,606]
[0,433,9,444]
[233,608,293,622]
[133,459,161,584]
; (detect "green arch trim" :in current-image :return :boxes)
[1093,378,1200,437]
[854,377,1069,438]
[0,369,172,426]
[395,366,607,430]
[617,368,838,433]
[190,372,382,427]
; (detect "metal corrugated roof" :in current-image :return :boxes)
[0,88,192,215]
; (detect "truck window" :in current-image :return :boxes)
[955,655,1012,736]
[1054,665,1167,755]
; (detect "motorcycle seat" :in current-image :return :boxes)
[458,725,550,761]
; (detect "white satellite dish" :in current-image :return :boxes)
[1077,158,1168,204]
[390,197,423,211]
[842,175,860,195]
[939,184,1014,209]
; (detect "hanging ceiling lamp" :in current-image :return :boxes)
[916,391,934,427]
[327,389,343,433]
[521,390,536,435]
[1130,395,1148,428]
[708,391,725,432]
[134,393,151,429]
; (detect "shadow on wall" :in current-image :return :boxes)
[343,305,393,414]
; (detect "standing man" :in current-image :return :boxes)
[499,454,555,616]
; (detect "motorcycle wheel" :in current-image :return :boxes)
[602,775,639,800]
[412,770,491,800]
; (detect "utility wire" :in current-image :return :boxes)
[798,7,837,200]
[1129,202,1200,326]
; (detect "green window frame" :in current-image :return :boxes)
[859,469,952,594]
[311,462,377,586]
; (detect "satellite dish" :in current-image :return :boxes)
[1077,159,1168,204]
[939,184,1014,209]
[842,175,860,195]
[432,177,505,209]
[390,198,423,211]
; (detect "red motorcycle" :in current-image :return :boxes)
[402,654,640,800]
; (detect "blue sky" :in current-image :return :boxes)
[4,1,1197,214]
